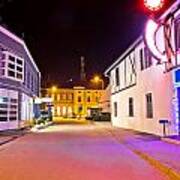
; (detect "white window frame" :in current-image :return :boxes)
[0,51,24,82]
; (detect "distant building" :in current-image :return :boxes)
[105,1,180,136]
[0,26,41,131]
[99,85,111,113]
[44,86,104,117]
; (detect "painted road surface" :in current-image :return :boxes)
[0,124,169,180]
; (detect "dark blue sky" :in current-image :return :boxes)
[0,0,156,86]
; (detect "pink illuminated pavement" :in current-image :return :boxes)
[0,123,169,180]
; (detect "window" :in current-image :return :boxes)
[95,97,99,103]
[140,48,152,71]
[0,96,18,122]
[175,17,180,51]
[140,49,144,70]
[8,70,15,77]
[144,48,152,68]
[78,96,82,102]
[57,94,60,101]
[115,68,120,86]
[8,63,15,69]
[146,93,153,118]
[129,97,134,117]
[68,94,73,100]
[0,52,24,82]
[114,102,118,117]
[87,96,91,102]
[9,55,15,62]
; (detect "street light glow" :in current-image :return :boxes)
[51,86,57,92]
[94,76,101,83]
[144,0,165,11]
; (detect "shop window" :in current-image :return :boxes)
[0,96,18,122]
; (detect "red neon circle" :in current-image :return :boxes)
[144,0,165,12]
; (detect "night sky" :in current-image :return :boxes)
[0,0,161,87]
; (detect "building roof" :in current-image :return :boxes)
[0,25,40,73]
[104,37,142,76]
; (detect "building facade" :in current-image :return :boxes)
[45,86,104,117]
[99,85,111,113]
[0,26,41,131]
[105,1,180,136]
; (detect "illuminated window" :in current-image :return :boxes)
[146,93,153,118]
[78,96,82,102]
[0,96,18,122]
[57,94,60,101]
[129,97,134,117]
[87,96,91,102]
[95,97,99,103]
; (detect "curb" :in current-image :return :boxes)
[31,122,53,131]
[133,149,180,180]
[162,138,180,145]
[0,136,19,146]
[106,129,180,180]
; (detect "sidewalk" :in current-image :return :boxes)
[106,126,180,179]
[0,128,28,146]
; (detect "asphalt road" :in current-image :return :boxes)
[0,123,169,180]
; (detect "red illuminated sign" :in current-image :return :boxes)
[144,0,165,12]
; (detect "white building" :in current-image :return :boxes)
[105,1,180,136]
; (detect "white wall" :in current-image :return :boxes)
[110,42,178,136]
[21,93,33,122]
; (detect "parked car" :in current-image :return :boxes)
[86,112,111,121]
[93,112,111,121]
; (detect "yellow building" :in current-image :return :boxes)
[44,86,104,117]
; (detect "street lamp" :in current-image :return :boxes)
[51,86,57,92]
[144,0,165,12]
[92,75,104,90]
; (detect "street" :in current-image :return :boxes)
[0,123,169,180]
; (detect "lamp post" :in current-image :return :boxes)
[92,75,104,90]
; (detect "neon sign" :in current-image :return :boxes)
[144,19,167,63]
[144,17,175,70]
[144,0,165,12]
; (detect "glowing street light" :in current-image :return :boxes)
[144,0,165,12]
[92,75,104,90]
[51,86,57,92]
